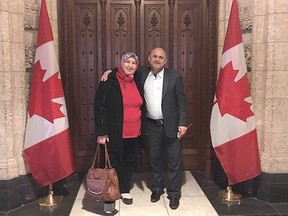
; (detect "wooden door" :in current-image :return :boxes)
[58,0,217,175]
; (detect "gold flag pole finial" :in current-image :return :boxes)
[38,184,63,206]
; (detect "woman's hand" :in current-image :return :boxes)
[97,135,109,144]
[101,70,112,81]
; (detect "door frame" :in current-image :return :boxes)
[57,0,218,178]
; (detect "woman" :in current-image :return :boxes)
[94,52,144,213]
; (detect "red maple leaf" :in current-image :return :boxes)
[29,61,65,123]
[216,61,254,122]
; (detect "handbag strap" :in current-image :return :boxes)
[103,143,112,168]
[91,143,100,168]
[91,143,112,169]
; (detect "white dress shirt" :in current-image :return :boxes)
[144,69,164,120]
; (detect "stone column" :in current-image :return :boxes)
[0,0,29,211]
[0,0,27,181]
[251,0,288,202]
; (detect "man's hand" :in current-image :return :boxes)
[97,135,109,144]
[101,69,112,81]
[177,126,187,139]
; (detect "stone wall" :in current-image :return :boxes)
[251,0,288,174]
[251,0,288,203]
[0,0,27,181]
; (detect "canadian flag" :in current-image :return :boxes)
[210,0,261,185]
[23,0,74,186]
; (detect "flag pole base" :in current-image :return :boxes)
[218,186,241,205]
[38,189,63,207]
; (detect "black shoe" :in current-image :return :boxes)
[169,197,179,210]
[150,191,164,203]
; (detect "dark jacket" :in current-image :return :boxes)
[137,66,188,138]
[94,69,145,155]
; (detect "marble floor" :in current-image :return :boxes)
[69,171,218,216]
[2,170,288,216]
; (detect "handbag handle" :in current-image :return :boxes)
[91,143,112,169]
[103,143,112,168]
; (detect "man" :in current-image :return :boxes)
[138,47,187,210]
[102,47,188,209]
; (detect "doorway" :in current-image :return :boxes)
[58,0,217,176]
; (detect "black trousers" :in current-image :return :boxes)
[108,137,139,193]
[146,121,182,199]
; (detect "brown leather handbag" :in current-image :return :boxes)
[85,143,120,201]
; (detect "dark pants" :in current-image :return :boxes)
[119,137,139,193]
[147,121,182,199]
[108,137,139,193]
[103,137,139,204]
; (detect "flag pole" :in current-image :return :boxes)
[38,184,63,206]
[218,180,241,205]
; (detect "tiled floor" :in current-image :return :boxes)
[192,171,288,216]
[69,171,218,216]
[1,171,288,216]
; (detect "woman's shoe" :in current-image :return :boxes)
[104,202,115,213]
[121,193,133,205]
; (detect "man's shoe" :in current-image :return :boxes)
[150,191,164,203]
[121,193,133,205]
[169,197,179,210]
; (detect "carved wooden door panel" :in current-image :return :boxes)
[58,0,217,174]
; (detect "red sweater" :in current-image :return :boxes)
[117,72,143,138]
